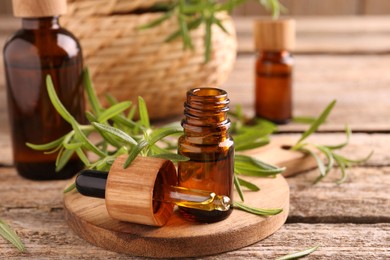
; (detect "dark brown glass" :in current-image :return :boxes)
[255,50,293,124]
[3,17,85,180]
[178,88,234,223]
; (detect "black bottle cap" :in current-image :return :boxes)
[75,169,108,199]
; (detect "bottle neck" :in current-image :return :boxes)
[21,17,60,30]
[182,88,231,142]
[259,50,290,58]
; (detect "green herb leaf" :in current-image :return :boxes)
[138,11,173,30]
[325,125,351,150]
[149,127,183,145]
[276,245,320,260]
[292,116,317,124]
[123,140,149,168]
[26,135,65,151]
[46,75,77,125]
[204,12,214,62]
[150,153,189,162]
[92,122,137,146]
[237,176,260,191]
[233,201,282,216]
[64,182,76,193]
[293,100,337,149]
[47,75,106,157]
[55,148,74,172]
[97,101,132,123]
[234,174,245,201]
[0,218,25,252]
[84,68,102,114]
[333,154,348,184]
[235,154,285,176]
[138,97,151,129]
[299,147,326,176]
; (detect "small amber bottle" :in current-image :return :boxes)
[3,0,85,180]
[178,88,234,223]
[253,19,295,124]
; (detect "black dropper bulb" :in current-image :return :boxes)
[75,169,108,199]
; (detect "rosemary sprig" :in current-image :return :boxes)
[139,0,283,62]
[26,70,284,217]
[0,218,25,252]
[27,71,188,191]
[276,245,320,260]
[291,100,373,184]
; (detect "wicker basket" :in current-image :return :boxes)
[63,0,237,120]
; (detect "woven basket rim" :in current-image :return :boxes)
[67,0,174,17]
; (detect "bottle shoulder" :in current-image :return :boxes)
[256,51,294,65]
[3,27,82,64]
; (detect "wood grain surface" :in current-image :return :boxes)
[0,15,390,259]
[64,173,289,258]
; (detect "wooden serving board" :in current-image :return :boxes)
[63,137,317,258]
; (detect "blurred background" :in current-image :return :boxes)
[1,0,390,16]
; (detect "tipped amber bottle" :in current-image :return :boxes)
[3,0,85,180]
[178,88,234,223]
[253,19,295,124]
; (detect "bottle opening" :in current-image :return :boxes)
[189,88,227,98]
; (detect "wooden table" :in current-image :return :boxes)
[0,16,389,259]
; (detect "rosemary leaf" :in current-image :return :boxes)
[75,147,91,167]
[64,182,76,193]
[123,140,149,168]
[138,97,151,129]
[235,154,285,175]
[237,176,260,191]
[325,125,351,150]
[149,127,183,145]
[165,17,202,43]
[292,100,337,149]
[234,174,245,201]
[292,116,317,124]
[55,148,74,172]
[0,218,25,252]
[204,11,214,62]
[214,18,230,35]
[92,122,137,146]
[84,68,102,114]
[333,154,348,184]
[97,101,132,123]
[150,153,189,162]
[299,147,326,176]
[47,76,106,157]
[276,245,320,260]
[138,11,173,30]
[315,145,334,175]
[233,202,282,216]
[46,76,77,125]
[26,135,65,151]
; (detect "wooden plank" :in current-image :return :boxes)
[0,207,388,259]
[363,0,390,14]
[240,0,359,16]
[234,16,390,53]
[0,0,13,15]
[223,54,390,132]
[0,134,388,211]
[1,54,390,133]
[0,134,388,258]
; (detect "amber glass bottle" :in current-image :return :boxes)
[178,88,234,223]
[3,0,85,180]
[253,19,295,124]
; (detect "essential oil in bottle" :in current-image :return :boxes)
[253,19,295,124]
[178,88,234,223]
[3,0,85,180]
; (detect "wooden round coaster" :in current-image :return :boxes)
[64,174,289,258]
